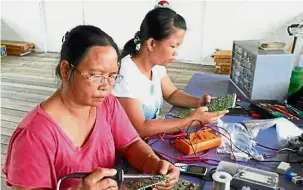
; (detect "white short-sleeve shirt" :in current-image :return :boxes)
[113,55,167,119]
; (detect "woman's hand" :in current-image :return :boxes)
[77,168,118,190]
[189,107,228,124]
[197,94,213,107]
[152,160,180,190]
[142,156,179,190]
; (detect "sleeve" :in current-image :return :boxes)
[2,128,55,188]
[112,75,139,99]
[112,60,141,100]
[108,95,139,149]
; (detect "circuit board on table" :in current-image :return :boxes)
[120,176,167,190]
[172,178,200,190]
[207,93,237,112]
[120,177,200,190]
[167,107,195,118]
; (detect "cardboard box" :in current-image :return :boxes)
[212,49,232,74]
[1,40,35,56]
[212,49,232,58]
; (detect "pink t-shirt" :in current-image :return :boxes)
[2,94,138,189]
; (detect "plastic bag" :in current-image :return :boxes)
[242,118,302,147]
[275,118,302,147]
[242,118,278,139]
[215,119,259,158]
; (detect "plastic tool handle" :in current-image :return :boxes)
[61,170,123,184]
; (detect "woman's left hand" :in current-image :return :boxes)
[152,160,180,190]
[198,94,213,107]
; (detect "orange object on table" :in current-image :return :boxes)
[175,128,222,155]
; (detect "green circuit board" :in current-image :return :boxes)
[121,177,199,190]
[120,176,167,190]
[167,107,195,118]
[167,93,236,117]
[172,178,200,190]
[207,93,237,112]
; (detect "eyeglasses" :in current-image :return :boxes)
[70,65,123,86]
[83,73,123,86]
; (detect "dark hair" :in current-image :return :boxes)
[121,7,187,58]
[56,25,120,80]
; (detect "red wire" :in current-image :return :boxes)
[147,124,239,166]
[151,131,222,166]
[153,149,219,166]
[202,125,237,163]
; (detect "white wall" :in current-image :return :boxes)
[83,1,153,49]
[201,1,303,65]
[1,1,45,51]
[168,1,205,63]
[1,0,303,64]
[43,1,84,52]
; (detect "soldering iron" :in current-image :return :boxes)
[57,169,163,190]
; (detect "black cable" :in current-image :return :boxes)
[188,133,220,166]
[256,143,279,151]
[186,119,204,134]
[230,185,242,190]
[57,173,90,190]
[205,125,253,158]
[201,167,217,181]
[177,127,182,133]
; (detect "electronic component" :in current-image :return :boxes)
[285,170,303,185]
[121,176,168,190]
[167,107,194,118]
[288,133,303,149]
[230,40,294,101]
[174,163,207,177]
[175,128,222,155]
[168,93,237,118]
[277,162,291,175]
[239,170,274,184]
[230,152,250,162]
[172,178,200,190]
[233,169,279,190]
[207,93,237,112]
[292,176,303,185]
[121,177,201,190]
[217,161,280,190]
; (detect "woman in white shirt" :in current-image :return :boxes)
[113,2,228,138]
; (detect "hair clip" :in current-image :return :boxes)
[62,31,70,43]
[133,31,141,45]
[154,0,172,9]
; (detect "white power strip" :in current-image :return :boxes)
[239,170,273,185]
[217,161,280,190]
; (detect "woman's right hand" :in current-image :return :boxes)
[77,168,118,190]
[189,107,228,125]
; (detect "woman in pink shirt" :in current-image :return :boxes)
[2,25,179,190]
